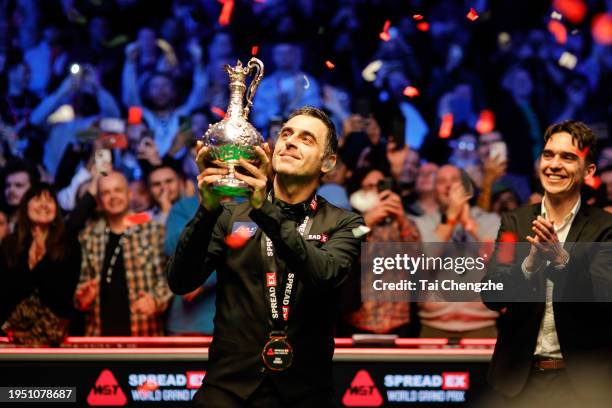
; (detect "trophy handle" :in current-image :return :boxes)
[243,58,264,119]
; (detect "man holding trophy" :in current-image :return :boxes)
[167,58,364,407]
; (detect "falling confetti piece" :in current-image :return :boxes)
[439,113,453,138]
[403,86,420,98]
[558,51,577,69]
[413,14,423,21]
[416,22,429,32]
[551,10,563,20]
[325,60,335,69]
[548,20,567,44]
[466,8,479,21]
[251,45,259,55]
[303,75,310,89]
[361,59,383,82]
[225,230,250,249]
[125,212,151,225]
[211,106,227,118]
[379,32,391,41]
[584,174,602,189]
[352,225,371,238]
[498,232,518,264]
[128,106,143,125]
[498,32,511,49]
[218,0,234,26]
[577,147,589,159]
[476,110,495,134]
[553,0,587,25]
[591,13,612,45]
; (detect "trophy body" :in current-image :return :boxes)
[202,58,265,197]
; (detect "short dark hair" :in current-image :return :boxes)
[543,120,597,165]
[3,159,39,185]
[287,106,338,158]
[146,163,182,186]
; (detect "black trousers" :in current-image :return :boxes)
[504,368,608,408]
[192,378,337,408]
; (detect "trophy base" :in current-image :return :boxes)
[211,177,252,198]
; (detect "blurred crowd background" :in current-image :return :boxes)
[0,0,611,342]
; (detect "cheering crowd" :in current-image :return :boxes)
[0,0,611,342]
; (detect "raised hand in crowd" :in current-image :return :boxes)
[363,190,404,227]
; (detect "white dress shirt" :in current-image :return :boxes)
[521,196,581,358]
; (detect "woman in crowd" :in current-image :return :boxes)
[0,184,82,345]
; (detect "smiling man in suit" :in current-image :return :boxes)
[484,120,612,407]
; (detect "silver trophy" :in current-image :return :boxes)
[201,58,265,197]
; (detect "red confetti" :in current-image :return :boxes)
[438,113,453,138]
[251,45,259,56]
[497,232,518,264]
[577,147,589,159]
[325,60,335,69]
[380,20,392,42]
[211,106,226,118]
[218,0,234,26]
[416,22,429,32]
[548,20,567,44]
[402,86,420,98]
[225,230,250,249]
[127,106,142,125]
[466,8,479,21]
[413,14,424,21]
[500,232,518,243]
[137,381,159,392]
[476,109,495,134]
[584,174,602,189]
[553,0,587,25]
[592,13,612,45]
[125,212,151,225]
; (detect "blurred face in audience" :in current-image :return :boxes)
[129,180,152,213]
[492,190,520,214]
[27,190,57,226]
[148,75,175,109]
[5,171,31,207]
[98,172,131,217]
[148,167,181,205]
[273,44,299,71]
[434,165,461,210]
[208,32,232,60]
[191,112,210,138]
[415,162,438,195]
[138,27,157,53]
[539,132,594,200]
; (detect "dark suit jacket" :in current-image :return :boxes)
[166,196,364,402]
[483,203,612,399]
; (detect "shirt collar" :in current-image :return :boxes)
[541,195,581,230]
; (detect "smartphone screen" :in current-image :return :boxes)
[489,141,507,163]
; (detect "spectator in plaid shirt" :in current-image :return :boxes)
[74,171,172,336]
